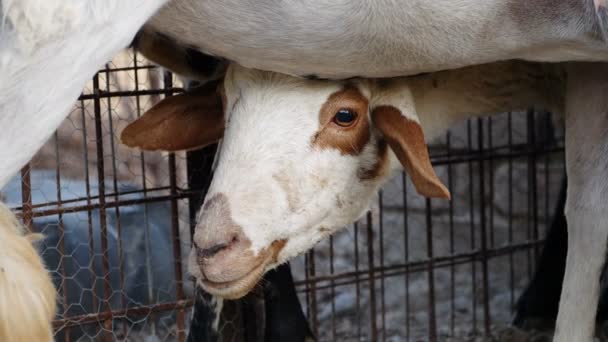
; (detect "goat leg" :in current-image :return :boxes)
[554,62,608,342]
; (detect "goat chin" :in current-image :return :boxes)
[0,203,56,342]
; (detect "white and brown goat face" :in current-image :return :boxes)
[121,64,449,299]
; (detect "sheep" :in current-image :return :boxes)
[122,60,608,342]
[0,202,56,342]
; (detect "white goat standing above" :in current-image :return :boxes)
[123,60,606,342]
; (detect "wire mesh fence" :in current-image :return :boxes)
[0,50,564,341]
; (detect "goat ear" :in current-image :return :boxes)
[120,83,224,152]
[371,105,451,199]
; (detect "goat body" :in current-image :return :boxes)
[147,0,608,79]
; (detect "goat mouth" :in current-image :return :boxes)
[198,240,287,299]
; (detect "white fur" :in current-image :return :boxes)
[0,0,167,188]
[149,0,608,78]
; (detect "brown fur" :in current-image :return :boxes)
[120,82,224,152]
[311,86,371,155]
[0,203,56,342]
[372,106,451,199]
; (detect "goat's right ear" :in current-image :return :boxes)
[120,83,224,152]
[371,105,451,199]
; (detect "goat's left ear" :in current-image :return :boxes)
[120,82,224,152]
[371,105,451,199]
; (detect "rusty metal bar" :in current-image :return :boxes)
[446,132,456,335]
[92,74,113,342]
[79,98,100,327]
[22,192,195,219]
[105,62,128,338]
[378,191,386,342]
[507,112,516,310]
[308,249,318,337]
[366,212,378,342]
[329,235,337,341]
[467,120,478,333]
[354,221,362,339]
[78,87,185,101]
[527,110,540,262]
[477,118,491,335]
[402,172,411,341]
[292,239,546,291]
[54,132,71,342]
[165,67,186,342]
[425,198,437,341]
[53,299,194,329]
[19,164,33,231]
[10,185,179,211]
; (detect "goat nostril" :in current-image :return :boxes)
[197,242,230,259]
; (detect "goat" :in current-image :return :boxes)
[1,1,607,340]
[122,60,608,341]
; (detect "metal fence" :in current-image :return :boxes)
[1,50,564,341]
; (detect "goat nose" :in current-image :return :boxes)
[196,235,238,259]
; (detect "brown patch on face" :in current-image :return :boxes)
[311,86,371,155]
[358,138,390,180]
[268,239,287,262]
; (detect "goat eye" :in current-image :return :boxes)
[333,109,357,127]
